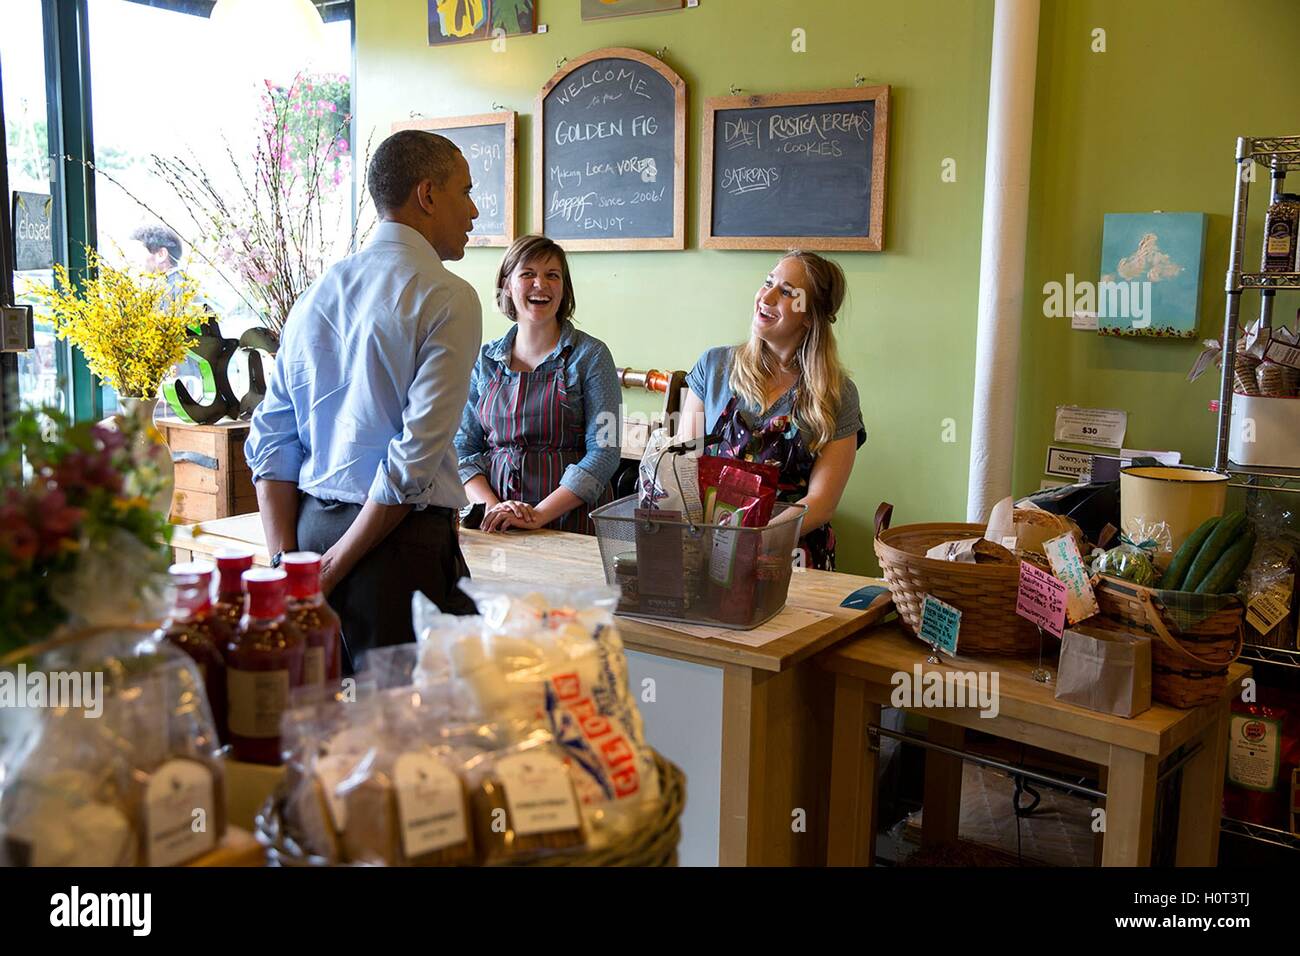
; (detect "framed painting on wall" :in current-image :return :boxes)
[581,0,684,20]
[1097,212,1208,338]
[428,0,536,45]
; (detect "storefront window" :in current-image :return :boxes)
[3,0,69,414]
[86,0,353,414]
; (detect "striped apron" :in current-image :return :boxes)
[476,345,612,535]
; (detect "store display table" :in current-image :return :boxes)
[172,513,895,866]
[819,623,1251,867]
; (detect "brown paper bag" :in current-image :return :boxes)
[1054,624,1152,718]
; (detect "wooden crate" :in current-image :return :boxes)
[156,418,258,522]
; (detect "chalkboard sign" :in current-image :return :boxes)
[392,112,517,247]
[535,47,686,251]
[701,87,890,251]
[12,191,54,271]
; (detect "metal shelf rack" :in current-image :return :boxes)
[1220,817,1300,853]
[1213,134,1300,479]
[1238,642,1300,670]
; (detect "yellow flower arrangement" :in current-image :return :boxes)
[28,247,203,399]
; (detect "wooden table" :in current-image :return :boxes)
[171,513,895,866]
[820,623,1250,867]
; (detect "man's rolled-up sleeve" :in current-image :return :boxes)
[245,346,305,484]
[369,287,482,505]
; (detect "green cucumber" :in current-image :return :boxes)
[1159,516,1220,590]
[1195,530,1256,595]
[1182,511,1248,593]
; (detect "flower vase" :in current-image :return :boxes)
[115,397,176,520]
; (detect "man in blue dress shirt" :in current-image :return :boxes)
[246,129,482,670]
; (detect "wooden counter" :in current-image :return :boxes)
[171,512,894,866]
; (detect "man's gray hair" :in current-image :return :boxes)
[367,130,463,214]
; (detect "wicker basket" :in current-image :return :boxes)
[1094,575,1244,708]
[254,751,686,867]
[873,502,1040,656]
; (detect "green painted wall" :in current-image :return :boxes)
[355,0,1298,576]
[1016,0,1300,497]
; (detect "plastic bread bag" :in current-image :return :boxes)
[333,684,477,866]
[638,427,702,519]
[280,679,380,862]
[356,642,422,691]
[1241,494,1299,640]
[462,728,587,864]
[455,580,659,847]
[2,635,225,867]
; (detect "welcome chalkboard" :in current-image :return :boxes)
[393,112,516,246]
[12,191,54,271]
[701,87,890,251]
[536,47,686,251]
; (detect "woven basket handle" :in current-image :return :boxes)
[874,502,894,537]
[1135,589,1243,668]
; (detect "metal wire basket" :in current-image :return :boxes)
[589,494,806,630]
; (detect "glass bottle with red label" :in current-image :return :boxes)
[213,549,254,631]
[155,562,230,745]
[225,568,306,765]
[282,551,342,685]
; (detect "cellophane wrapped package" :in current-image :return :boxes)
[463,728,587,864]
[333,684,480,867]
[1,634,225,867]
[417,583,660,848]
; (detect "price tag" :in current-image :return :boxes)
[919,594,961,655]
[1043,533,1099,624]
[1246,578,1292,635]
[1054,405,1127,449]
[1016,562,1067,637]
[1265,340,1300,369]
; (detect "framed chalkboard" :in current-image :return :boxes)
[392,112,517,247]
[701,86,890,252]
[535,47,686,251]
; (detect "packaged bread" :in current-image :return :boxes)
[333,685,477,866]
[281,681,381,863]
[1013,505,1087,555]
[2,635,226,867]
[464,732,586,864]
[452,581,660,848]
[340,747,476,867]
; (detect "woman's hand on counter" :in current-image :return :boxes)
[481,500,540,532]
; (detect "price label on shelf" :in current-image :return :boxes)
[1054,405,1127,449]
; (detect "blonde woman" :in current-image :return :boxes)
[677,250,864,571]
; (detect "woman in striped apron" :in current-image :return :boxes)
[455,235,621,535]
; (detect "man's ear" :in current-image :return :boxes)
[415,179,436,215]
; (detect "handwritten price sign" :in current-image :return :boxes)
[1016,562,1067,637]
[919,594,961,655]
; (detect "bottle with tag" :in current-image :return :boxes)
[283,551,342,686]
[225,568,306,765]
[155,562,230,745]
[212,549,254,631]
[1262,191,1300,273]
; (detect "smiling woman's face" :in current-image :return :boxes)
[752,256,810,348]
[508,254,564,326]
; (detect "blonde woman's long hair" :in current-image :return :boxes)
[729,250,848,454]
